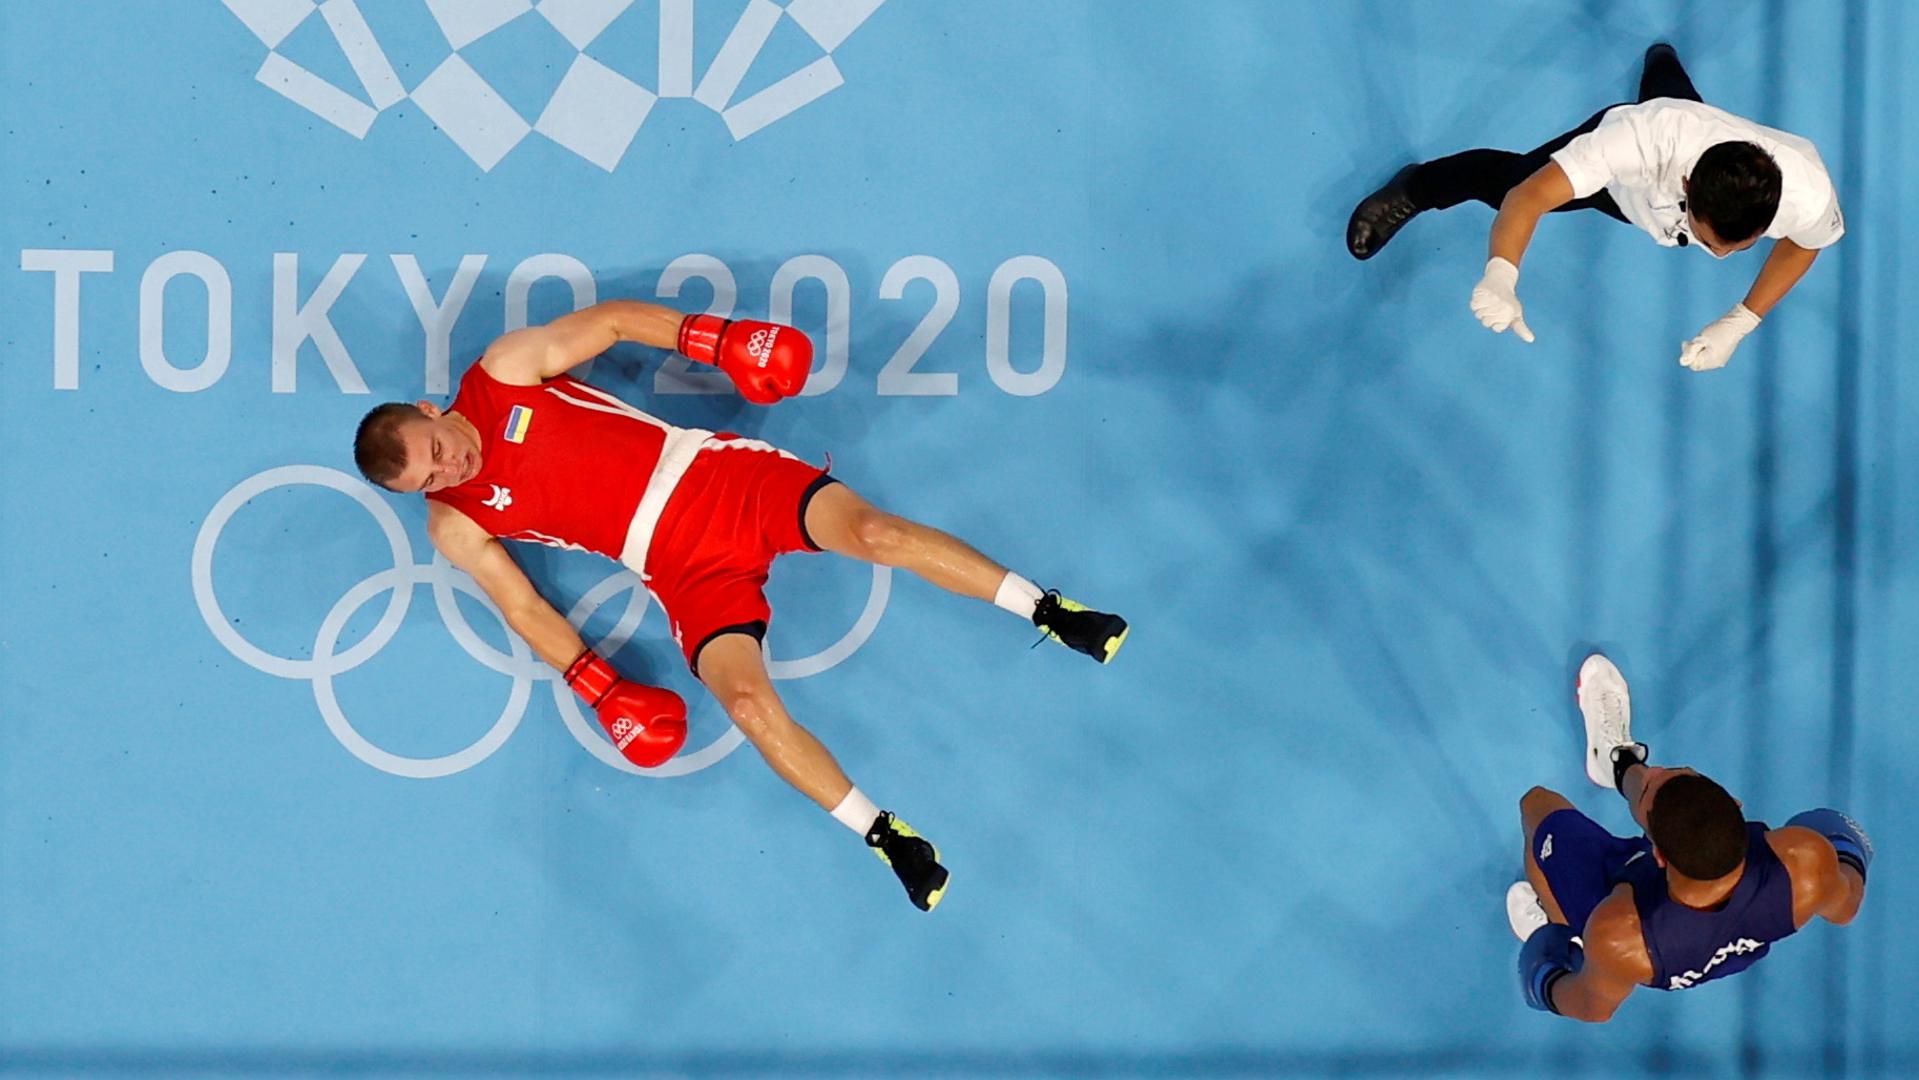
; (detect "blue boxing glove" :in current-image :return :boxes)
[1787,808,1874,882]
[1518,922,1583,1014]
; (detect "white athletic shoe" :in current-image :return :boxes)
[1577,654,1634,789]
[1506,881,1549,942]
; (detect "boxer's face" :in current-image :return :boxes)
[391,405,481,493]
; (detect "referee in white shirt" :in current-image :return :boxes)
[1349,45,1843,372]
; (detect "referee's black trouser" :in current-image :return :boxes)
[1405,46,1703,221]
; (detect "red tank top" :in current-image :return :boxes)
[427,363,712,566]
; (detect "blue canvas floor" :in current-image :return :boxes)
[1,1,1913,1076]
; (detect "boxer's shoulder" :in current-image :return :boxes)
[477,330,550,386]
[1582,887,1656,984]
[425,497,489,550]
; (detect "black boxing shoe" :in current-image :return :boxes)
[866,811,948,912]
[1347,163,1423,260]
[1032,590,1129,664]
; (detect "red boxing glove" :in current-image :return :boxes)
[677,314,812,404]
[563,649,687,768]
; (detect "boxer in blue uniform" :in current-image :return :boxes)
[1506,655,1872,1021]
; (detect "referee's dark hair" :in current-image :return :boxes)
[1689,141,1782,244]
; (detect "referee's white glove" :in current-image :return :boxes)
[1470,257,1535,343]
[1679,303,1761,372]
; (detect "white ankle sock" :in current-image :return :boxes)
[993,572,1042,619]
[830,787,881,836]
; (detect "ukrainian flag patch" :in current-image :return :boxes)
[503,405,532,444]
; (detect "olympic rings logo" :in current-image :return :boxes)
[191,465,891,780]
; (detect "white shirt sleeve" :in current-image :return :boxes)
[1549,112,1649,199]
[1779,182,1845,249]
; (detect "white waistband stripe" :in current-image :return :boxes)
[618,430,714,575]
[615,436,803,575]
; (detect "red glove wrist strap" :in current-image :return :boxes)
[677,313,729,362]
[563,649,619,708]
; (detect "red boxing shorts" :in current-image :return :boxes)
[640,439,837,674]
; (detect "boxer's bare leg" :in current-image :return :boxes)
[802,482,1129,662]
[697,632,852,810]
[802,482,1012,603]
[1521,786,1576,925]
[696,631,948,911]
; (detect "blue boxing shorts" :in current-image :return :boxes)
[1531,808,1654,935]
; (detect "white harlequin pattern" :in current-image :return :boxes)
[221,0,892,171]
[534,53,657,172]
[424,0,533,50]
[536,0,635,49]
[221,0,317,48]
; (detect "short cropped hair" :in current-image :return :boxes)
[1648,773,1748,880]
[354,402,425,488]
[1689,141,1782,244]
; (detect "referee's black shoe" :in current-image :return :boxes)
[1347,163,1422,260]
[1639,42,1701,103]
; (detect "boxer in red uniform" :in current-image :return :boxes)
[352,300,1128,911]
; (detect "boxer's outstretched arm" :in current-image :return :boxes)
[477,299,813,404]
[481,300,686,386]
[429,503,687,767]
[427,501,583,671]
